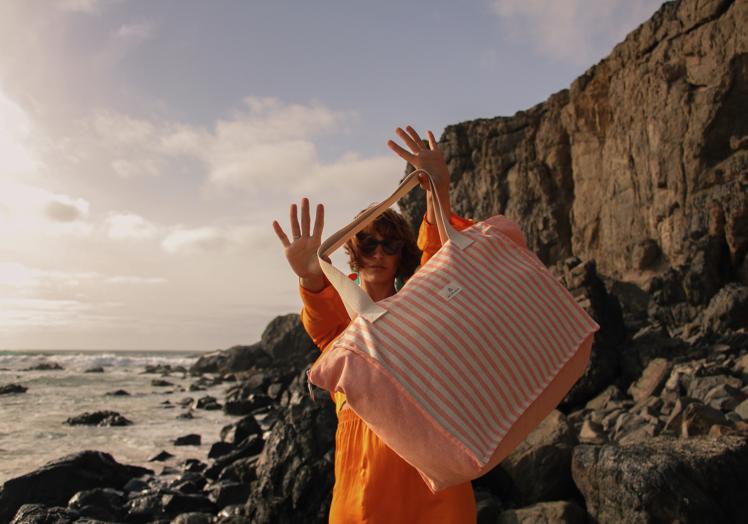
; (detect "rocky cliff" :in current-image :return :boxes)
[400,0,747,331]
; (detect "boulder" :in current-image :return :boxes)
[220,415,262,445]
[152,379,174,387]
[555,259,626,408]
[498,410,578,504]
[84,366,105,373]
[10,503,79,523]
[243,369,336,523]
[702,283,748,333]
[21,362,63,371]
[195,396,222,410]
[572,436,748,523]
[204,434,263,480]
[206,481,251,507]
[173,434,201,446]
[627,358,671,402]
[497,500,588,524]
[104,389,130,396]
[0,384,27,395]
[67,487,124,522]
[259,314,317,367]
[64,411,132,427]
[0,450,151,522]
[149,451,175,462]
[681,403,729,437]
[171,512,214,524]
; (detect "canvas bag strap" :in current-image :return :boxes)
[317,169,473,322]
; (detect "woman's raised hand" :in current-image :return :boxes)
[386,126,450,198]
[272,198,326,289]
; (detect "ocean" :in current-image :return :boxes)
[0,350,232,482]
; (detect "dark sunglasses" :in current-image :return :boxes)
[356,234,404,256]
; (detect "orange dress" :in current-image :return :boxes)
[300,214,477,524]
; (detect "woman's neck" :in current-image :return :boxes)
[360,279,396,302]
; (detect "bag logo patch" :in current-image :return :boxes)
[438,281,463,301]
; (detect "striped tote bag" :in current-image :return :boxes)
[308,169,600,492]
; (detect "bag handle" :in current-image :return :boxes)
[317,169,473,322]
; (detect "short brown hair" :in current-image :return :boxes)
[344,208,421,281]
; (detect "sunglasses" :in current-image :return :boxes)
[356,234,404,256]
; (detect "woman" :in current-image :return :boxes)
[272,126,476,523]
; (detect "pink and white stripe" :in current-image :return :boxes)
[332,217,599,466]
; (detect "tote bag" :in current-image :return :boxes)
[308,169,600,492]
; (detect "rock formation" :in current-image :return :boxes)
[399,0,748,331]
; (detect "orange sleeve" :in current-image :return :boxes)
[299,280,351,352]
[416,212,475,265]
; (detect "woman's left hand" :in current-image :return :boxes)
[387,126,450,198]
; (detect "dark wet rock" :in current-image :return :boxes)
[195,396,222,410]
[125,491,163,522]
[259,314,317,368]
[144,363,178,375]
[243,369,336,522]
[217,456,258,484]
[497,410,578,504]
[171,512,214,524]
[220,415,262,445]
[572,436,748,523]
[67,487,124,522]
[204,435,263,480]
[122,477,150,492]
[152,379,174,387]
[178,397,194,407]
[497,500,588,524]
[21,362,63,371]
[190,314,315,375]
[208,442,234,459]
[474,488,502,524]
[161,493,215,516]
[223,400,255,416]
[149,451,175,462]
[181,459,207,473]
[0,384,27,395]
[190,345,271,376]
[173,434,201,446]
[84,366,104,373]
[64,410,132,427]
[104,389,130,396]
[266,382,283,399]
[207,482,251,508]
[0,450,151,522]
[10,503,79,523]
[177,411,194,420]
[555,259,626,409]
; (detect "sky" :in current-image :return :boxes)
[0,0,666,351]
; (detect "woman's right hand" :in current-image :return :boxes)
[272,198,326,290]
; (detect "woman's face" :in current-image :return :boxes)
[356,230,401,287]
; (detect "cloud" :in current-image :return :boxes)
[115,22,154,42]
[106,275,166,284]
[104,212,158,239]
[160,224,270,255]
[0,89,41,175]
[55,0,102,13]
[44,195,90,222]
[0,182,93,237]
[490,0,665,65]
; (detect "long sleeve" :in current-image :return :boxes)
[299,280,351,352]
[416,212,476,265]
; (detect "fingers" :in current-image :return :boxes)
[272,220,291,248]
[387,139,415,163]
[300,198,310,237]
[290,203,301,239]
[396,127,422,152]
[312,203,324,239]
[405,126,426,148]
[427,130,438,151]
